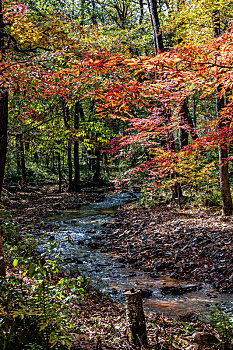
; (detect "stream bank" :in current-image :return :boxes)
[4,185,233,349]
[37,192,233,319]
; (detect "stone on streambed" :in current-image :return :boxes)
[161,284,200,295]
[154,261,171,271]
[63,257,83,264]
[48,235,55,241]
[110,287,118,295]
[86,240,104,249]
[139,288,153,298]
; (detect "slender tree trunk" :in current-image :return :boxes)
[0,93,8,199]
[217,89,232,215]
[193,94,197,127]
[146,0,164,53]
[139,0,144,25]
[80,0,86,25]
[93,148,101,182]
[16,136,21,172]
[19,134,27,188]
[176,23,197,148]
[72,102,84,192]
[52,151,55,172]
[0,0,7,276]
[25,141,29,152]
[73,141,80,192]
[213,10,232,215]
[147,0,197,199]
[0,227,5,277]
[46,153,49,168]
[179,98,198,149]
[34,152,39,163]
[91,0,97,25]
[62,101,73,191]
[67,143,72,190]
[57,152,62,193]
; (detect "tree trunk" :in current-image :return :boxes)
[0,227,5,277]
[171,180,182,201]
[57,152,62,193]
[193,94,197,127]
[0,90,8,199]
[125,289,147,348]
[72,102,84,192]
[93,148,101,182]
[146,0,164,53]
[19,134,27,188]
[80,0,86,26]
[0,0,7,277]
[139,0,144,25]
[34,152,39,163]
[46,153,49,168]
[67,143,72,190]
[62,101,73,191]
[52,151,55,173]
[73,142,80,192]
[217,90,232,215]
[213,10,232,216]
[179,98,198,149]
[146,1,184,200]
[91,0,97,25]
[16,137,21,172]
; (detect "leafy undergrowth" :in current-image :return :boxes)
[2,264,233,350]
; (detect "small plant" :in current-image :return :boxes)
[0,208,85,349]
[207,306,233,349]
[0,261,85,349]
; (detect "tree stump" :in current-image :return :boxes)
[125,289,148,348]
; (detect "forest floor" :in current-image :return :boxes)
[102,203,233,294]
[2,184,233,349]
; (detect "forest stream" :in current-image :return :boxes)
[38,193,233,319]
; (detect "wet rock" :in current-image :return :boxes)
[154,261,170,271]
[87,241,102,249]
[127,257,137,264]
[161,284,200,295]
[139,288,153,298]
[111,288,118,295]
[114,264,126,269]
[149,272,159,279]
[193,332,219,345]
[63,257,83,264]
[88,229,97,233]
[96,262,108,267]
[133,261,143,268]
[169,272,178,278]
[100,247,109,253]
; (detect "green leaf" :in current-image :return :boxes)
[29,263,36,277]
[13,259,18,267]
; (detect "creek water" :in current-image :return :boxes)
[39,192,233,318]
